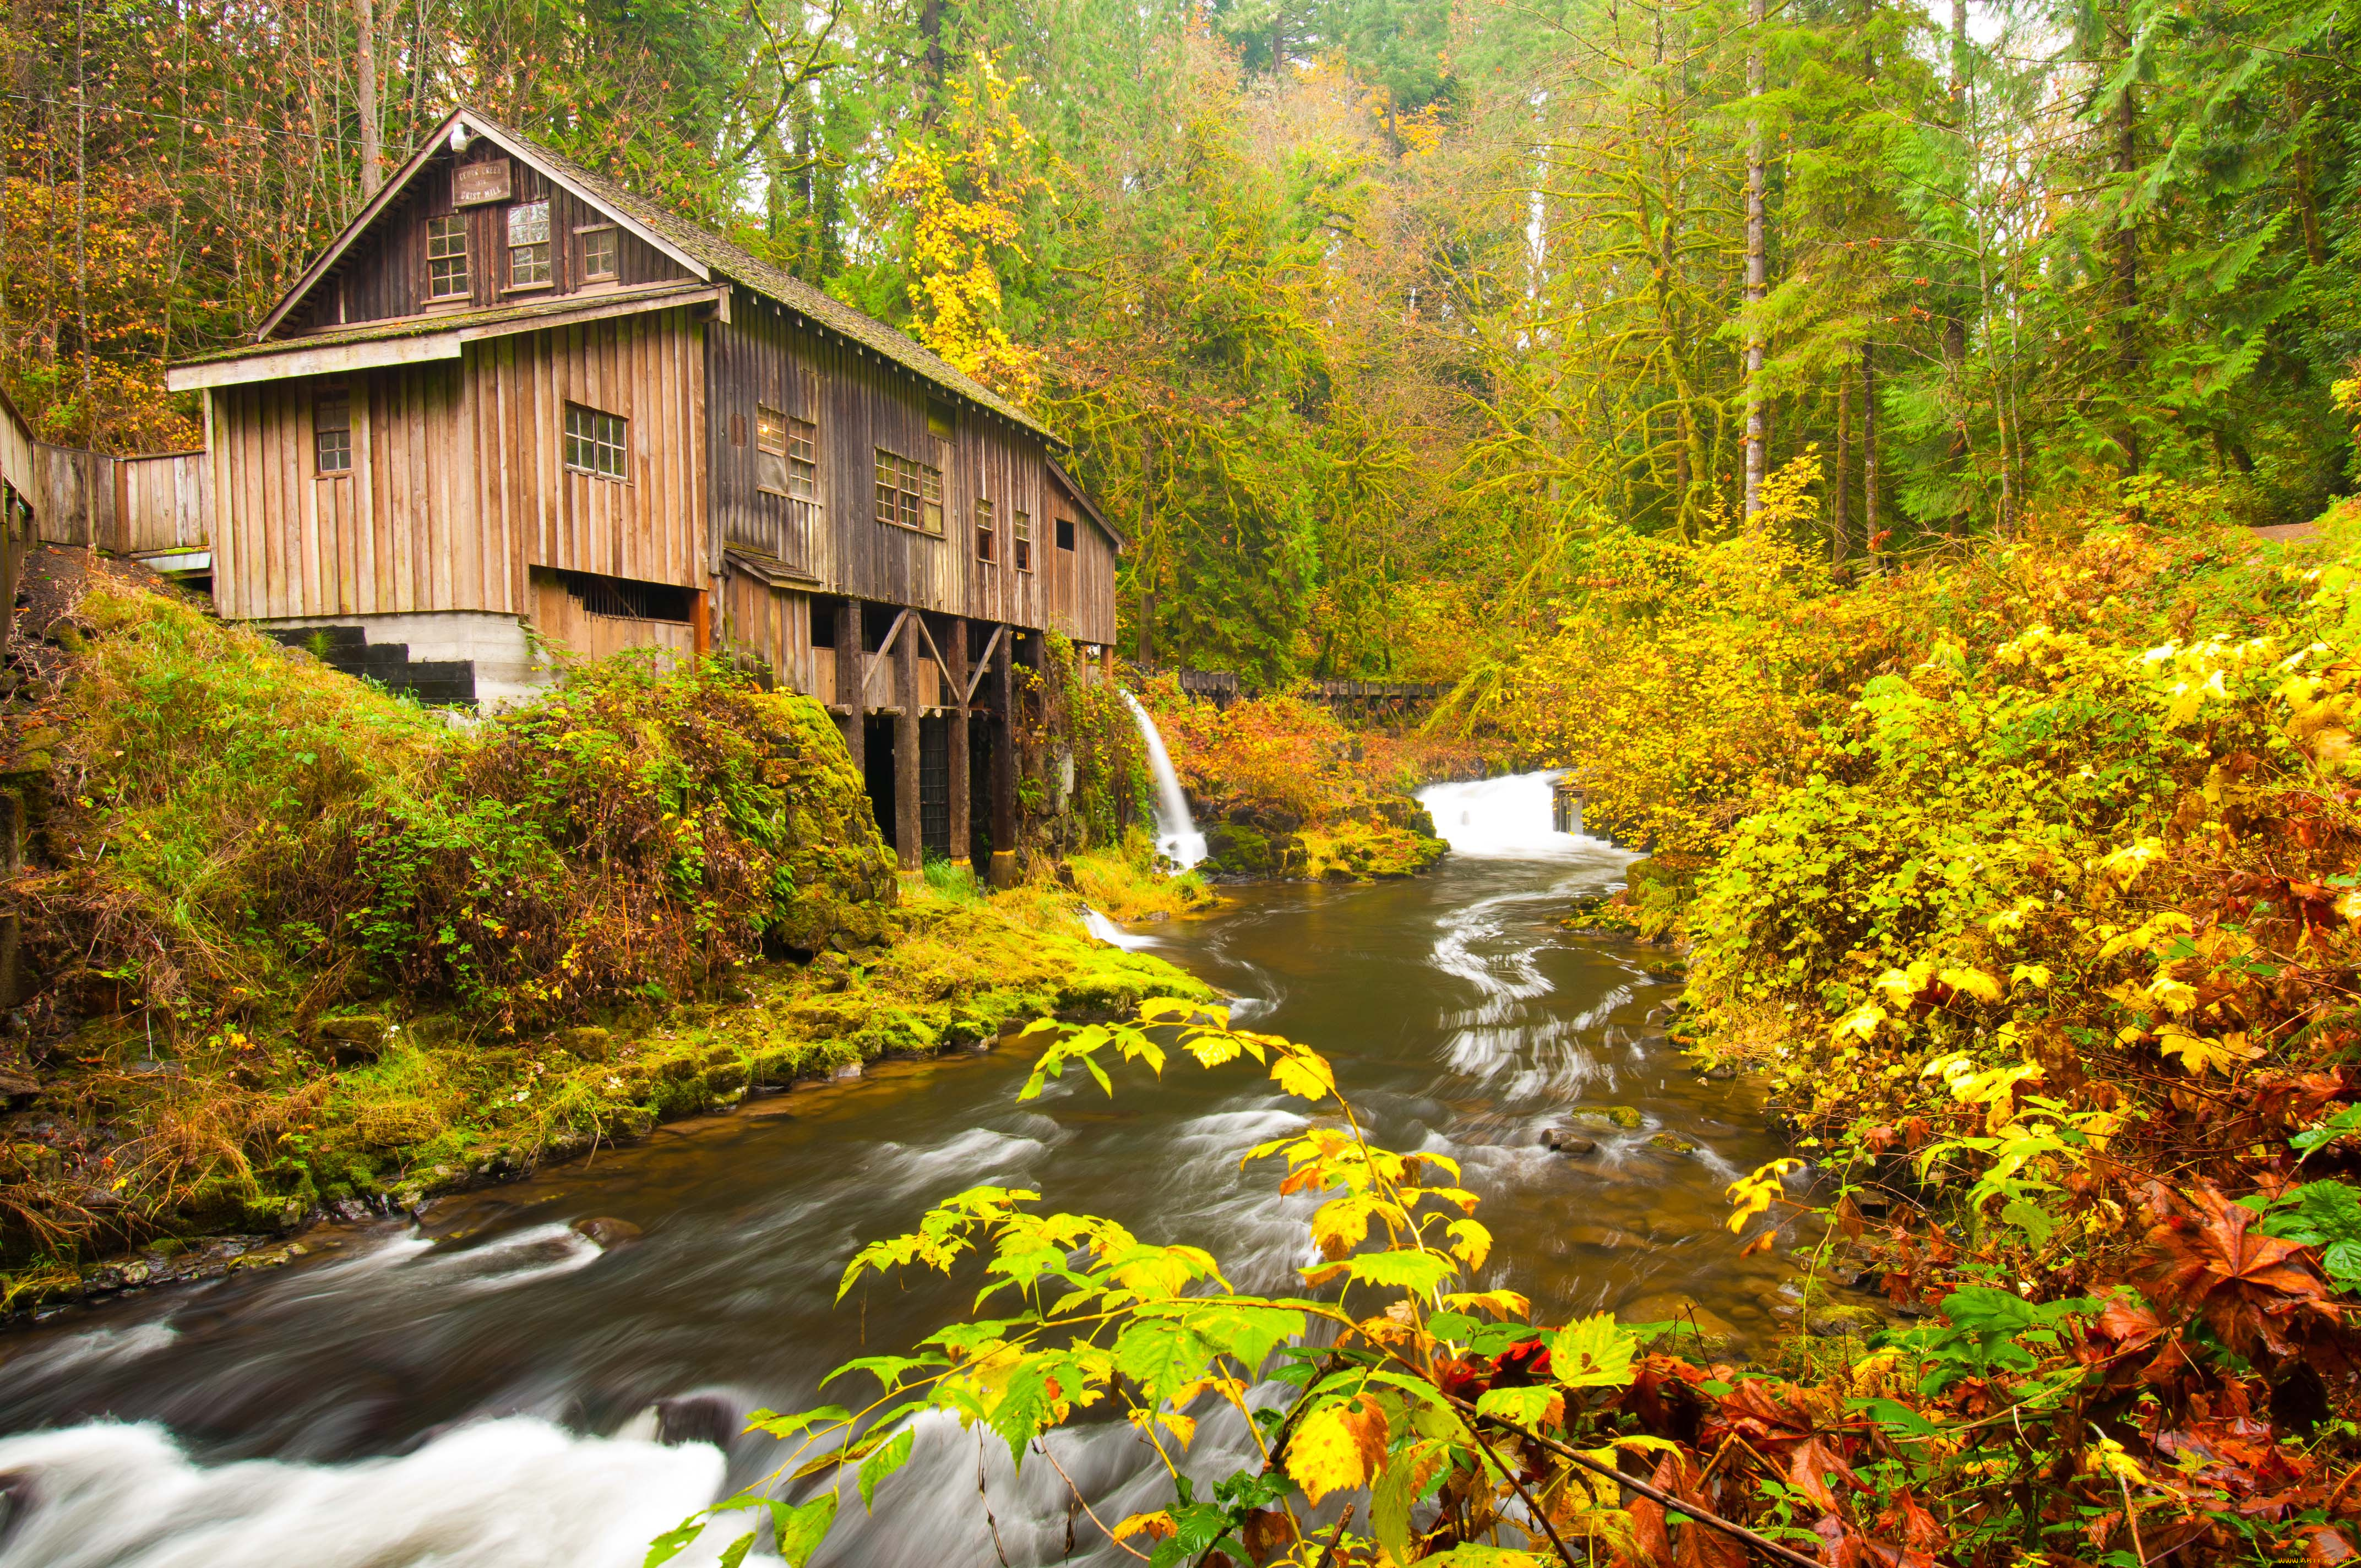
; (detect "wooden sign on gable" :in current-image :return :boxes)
[454,159,512,206]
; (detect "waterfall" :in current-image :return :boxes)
[1117,689,1207,869]
[1418,770,1617,860]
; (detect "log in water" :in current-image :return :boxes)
[0,774,1805,1568]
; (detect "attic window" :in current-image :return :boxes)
[1057,517,1076,551]
[508,200,552,288]
[927,400,955,440]
[579,225,618,281]
[426,215,469,300]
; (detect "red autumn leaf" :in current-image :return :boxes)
[2138,1182,2342,1358]
[1788,1435,1865,1513]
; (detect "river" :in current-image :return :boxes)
[0,773,1801,1568]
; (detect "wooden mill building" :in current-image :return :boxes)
[167,108,1123,880]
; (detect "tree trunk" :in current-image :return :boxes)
[2115,56,2141,475]
[356,0,381,200]
[1742,0,1767,525]
[1862,343,1880,560]
[1942,0,1967,482]
[1832,367,1851,564]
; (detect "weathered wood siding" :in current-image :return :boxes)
[292,144,689,334]
[1046,470,1120,647]
[710,293,1123,640]
[531,569,695,663]
[475,308,707,591]
[717,570,816,694]
[210,360,478,620]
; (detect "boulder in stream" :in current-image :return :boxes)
[571,1216,643,1248]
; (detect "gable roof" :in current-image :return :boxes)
[247,107,1058,445]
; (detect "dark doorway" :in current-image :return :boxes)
[969,715,993,867]
[863,714,896,851]
[919,716,951,861]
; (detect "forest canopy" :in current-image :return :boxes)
[2,0,2355,680]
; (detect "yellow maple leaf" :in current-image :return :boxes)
[1286,1396,1388,1505]
[2156,1023,2261,1077]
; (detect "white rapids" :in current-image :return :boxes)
[1418,770,1623,862]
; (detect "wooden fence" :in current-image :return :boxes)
[1134,666,1446,712]
[29,443,210,556]
[0,391,37,615]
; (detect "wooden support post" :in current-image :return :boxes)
[948,616,971,869]
[989,623,1017,889]
[895,612,922,872]
[1100,644,1116,685]
[834,597,863,770]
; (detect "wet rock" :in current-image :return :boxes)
[1620,1291,1739,1350]
[655,1392,742,1449]
[1564,1223,1638,1250]
[1646,1131,1700,1155]
[1806,1301,1889,1338]
[316,1014,390,1064]
[1569,1105,1644,1130]
[1702,1064,1737,1081]
[831,1061,863,1081]
[572,1216,644,1248]
[560,1026,611,1061]
[1542,1127,1597,1155]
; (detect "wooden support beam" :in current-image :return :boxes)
[965,625,1004,706]
[989,623,1017,888]
[948,616,971,868]
[895,613,922,872]
[834,596,863,771]
[866,609,909,706]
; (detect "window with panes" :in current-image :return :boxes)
[873,449,942,535]
[578,225,618,281]
[1013,510,1033,571]
[426,215,469,300]
[975,498,996,562]
[564,404,627,480]
[314,386,352,475]
[508,200,551,287]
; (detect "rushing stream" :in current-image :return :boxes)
[0,774,1803,1568]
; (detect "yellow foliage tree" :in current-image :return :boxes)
[879,55,1053,401]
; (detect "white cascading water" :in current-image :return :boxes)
[1116,689,1207,868]
[1417,769,1614,860]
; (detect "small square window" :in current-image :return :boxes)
[579,225,618,281]
[426,215,469,300]
[508,200,551,287]
[1013,510,1033,573]
[314,387,352,475]
[976,498,996,563]
[564,403,627,480]
[1057,517,1076,551]
[927,400,955,440]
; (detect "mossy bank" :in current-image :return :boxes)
[0,560,1212,1309]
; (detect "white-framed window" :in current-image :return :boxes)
[508,200,552,287]
[426,214,469,300]
[314,385,352,475]
[873,448,942,535]
[1013,510,1033,572]
[578,224,618,281]
[976,497,996,562]
[564,403,627,480]
[786,415,817,498]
